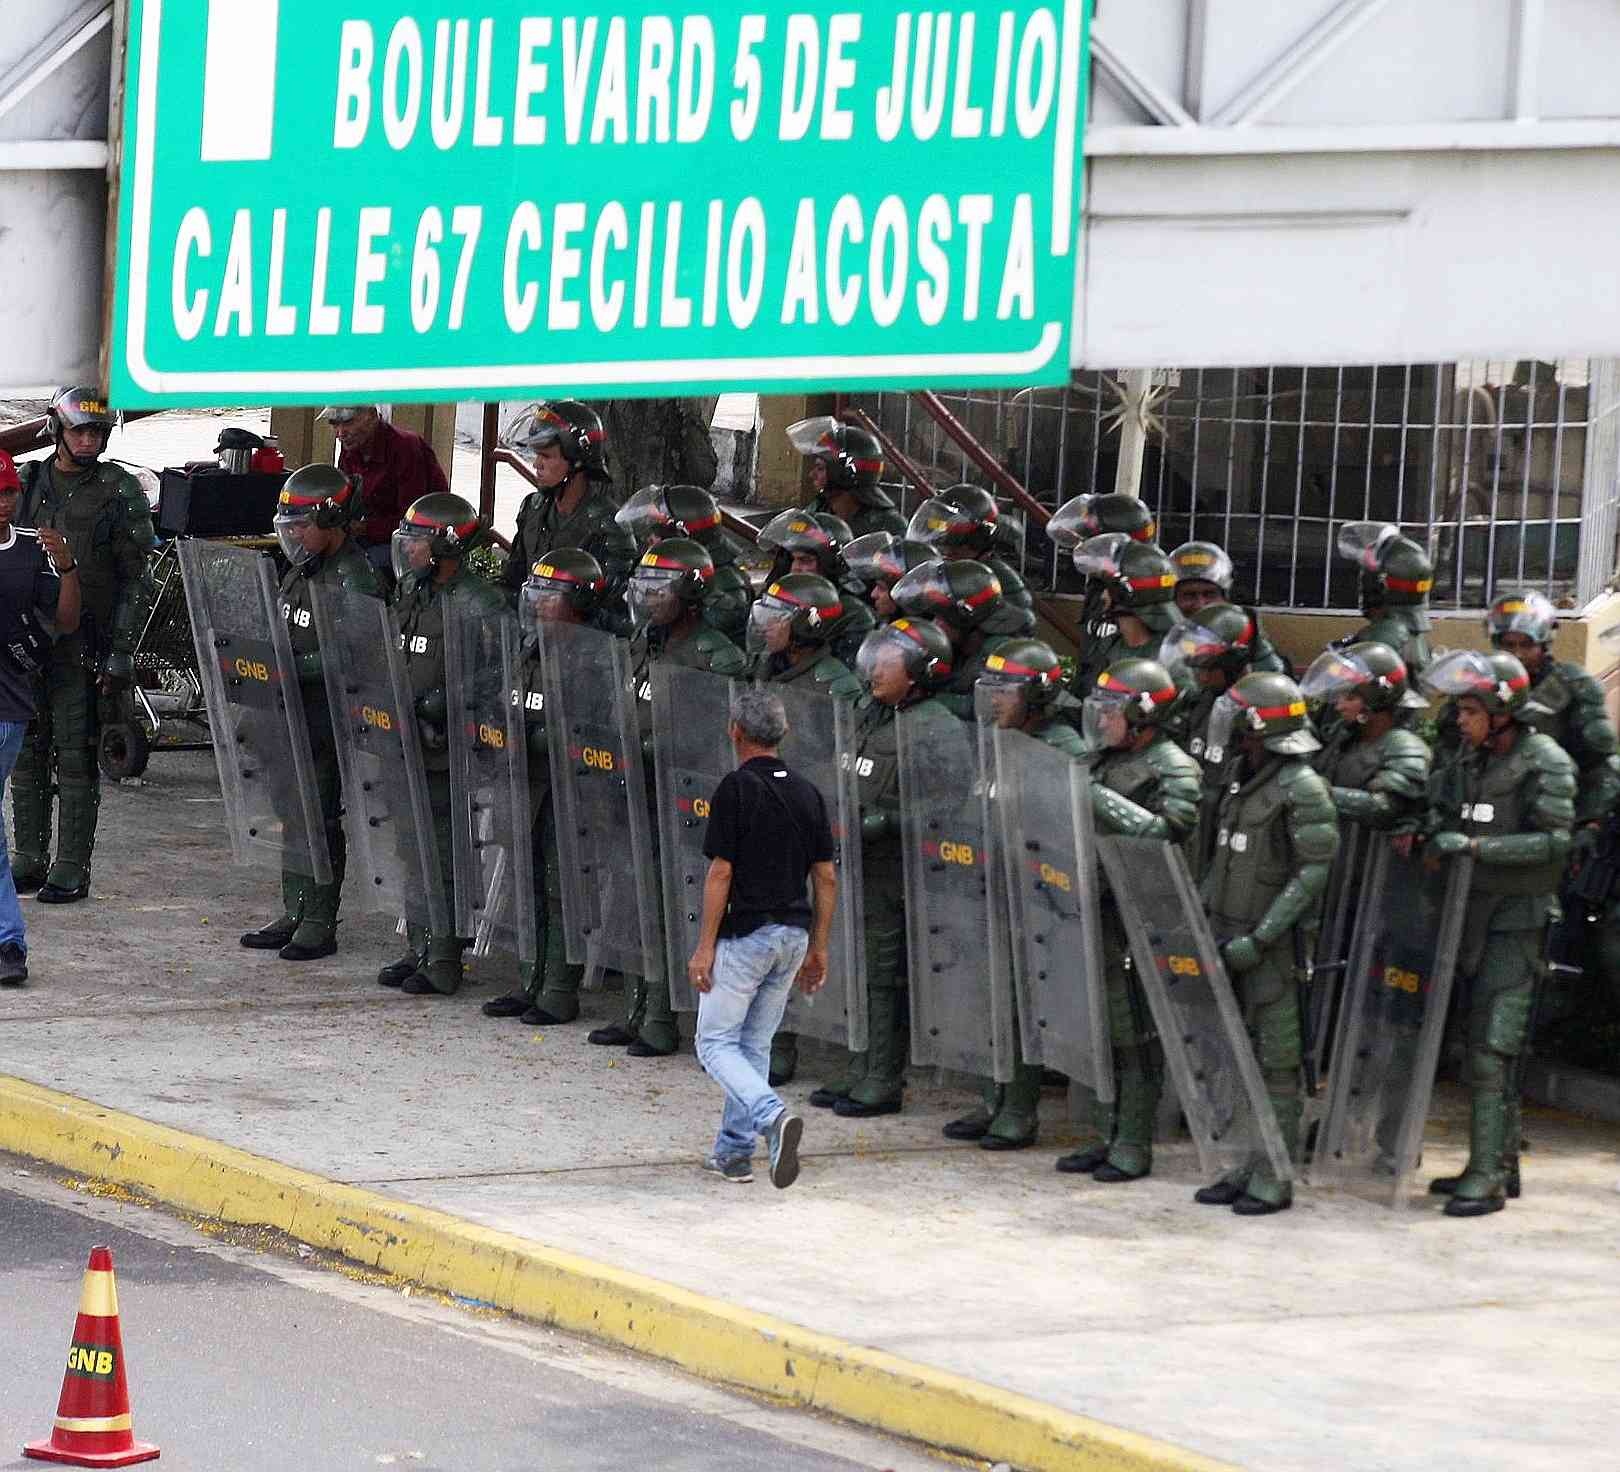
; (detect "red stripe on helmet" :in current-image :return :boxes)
[1385,576,1433,594]
[1125,573,1176,592]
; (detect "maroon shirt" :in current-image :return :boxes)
[340,419,450,546]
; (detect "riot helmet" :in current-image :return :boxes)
[274,463,359,566]
[746,573,843,655]
[854,617,953,698]
[391,493,486,581]
[891,558,1004,634]
[1159,603,1256,686]
[758,508,852,582]
[976,638,1065,726]
[626,538,714,628]
[787,416,888,506]
[1421,648,1532,720]
[908,486,998,558]
[615,483,723,548]
[504,400,610,482]
[1047,492,1157,550]
[1486,590,1558,654]
[843,531,932,589]
[1170,541,1236,614]
[520,547,607,626]
[1300,642,1427,718]
[1207,671,1319,758]
[48,386,117,467]
[1338,521,1434,609]
[1072,533,1177,631]
[1082,657,1182,749]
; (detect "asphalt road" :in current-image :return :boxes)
[0,1172,940,1472]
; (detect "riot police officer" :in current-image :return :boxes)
[809,618,955,1117]
[1161,602,1261,877]
[789,417,906,538]
[1421,650,1577,1216]
[501,401,636,604]
[483,549,615,1028]
[1055,658,1203,1182]
[13,388,156,901]
[240,466,384,960]
[614,483,753,646]
[587,539,747,1058]
[1169,540,1291,675]
[840,531,933,621]
[1303,643,1432,831]
[891,558,1010,719]
[907,486,1036,636]
[378,494,508,996]
[745,572,862,1085]
[1067,534,1179,698]
[1334,522,1434,676]
[1196,672,1339,1214]
[756,508,876,667]
[942,638,1082,1150]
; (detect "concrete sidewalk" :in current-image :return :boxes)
[1,749,1617,1470]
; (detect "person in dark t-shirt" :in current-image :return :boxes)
[689,685,837,1189]
[0,450,80,982]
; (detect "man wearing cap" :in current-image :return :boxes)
[324,407,450,580]
[0,451,79,981]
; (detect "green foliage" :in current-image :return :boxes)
[466,542,506,585]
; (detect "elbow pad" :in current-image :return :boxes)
[1091,784,1169,840]
[1253,866,1330,947]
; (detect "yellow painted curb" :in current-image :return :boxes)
[0,1076,1231,1472]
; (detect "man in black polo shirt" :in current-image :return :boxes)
[689,685,837,1189]
[0,450,80,982]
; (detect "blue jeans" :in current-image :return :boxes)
[695,923,810,1161]
[0,720,28,950]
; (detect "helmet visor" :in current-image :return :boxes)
[786,415,841,457]
[1159,617,1243,675]
[1071,532,1131,581]
[614,485,672,547]
[1420,648,1510,702]
[54,392,118,432]
[627,569,682,628]
[854,624,914,689]
[1300,648,1373,704]
[502,403,563,455]
[391,524,435,581]
[758,509,830,555]
[1337,520,1400,570]
[1081,689,1133,751]
[1045,495,1094,551]
[274,510,319,567]
[746,596,795,655]
[907,498,980,550]
[519,582,575,627]
[1205,692,1243,764]
[890,561,954,619]
[842,531,906,588]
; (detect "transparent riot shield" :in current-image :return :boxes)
[540,621,662,982]
[1312,846,1473,1206]
[897,705,1016,1083]
[310,582,448,934]
[775,683,867,1051]
[1306,821,1376,1085]
[1097,836,1292,1184]
[179,540,331,882]
[650,663,738,1011]
[443,601,535,965]
[993,727,1113,1100]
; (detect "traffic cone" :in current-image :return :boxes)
[24,1246,160,1467]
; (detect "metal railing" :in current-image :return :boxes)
[848,359,1620,613]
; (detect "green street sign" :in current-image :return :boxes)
[110,1,1090,406]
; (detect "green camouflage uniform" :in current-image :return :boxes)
[1084,733,1204,1175]
[14,458,157,890]
[1346,609,1432,679]
[1202,753,1340,1206]
[503,487,638,604]
[277,538,384,947]
[814,494,906,540]
[700,542,754,648]
[1314,724,1432,832]
[1427,731,1576,1206]
[392,565,510,992]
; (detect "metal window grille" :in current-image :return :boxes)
[850,359,1620,613]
